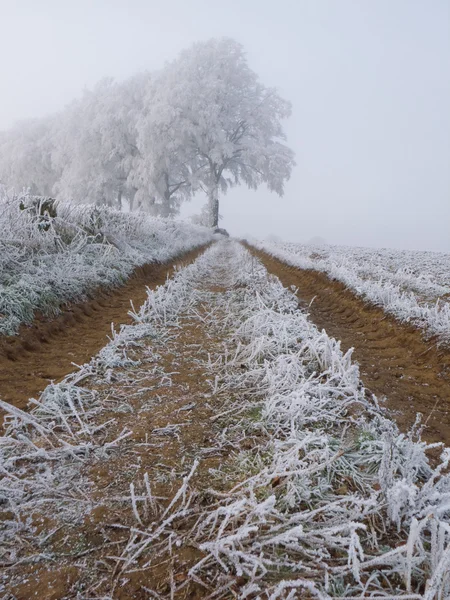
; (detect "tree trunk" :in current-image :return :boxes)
[128,188,138,212]
[117,190,123,211]
[207,185,219,228]
[161,190,171,218]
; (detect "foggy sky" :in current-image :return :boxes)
[1,0,449,252]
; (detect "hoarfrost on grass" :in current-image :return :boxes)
[252,239,450,346]
[1,240,449,599]
[0,191,213,335]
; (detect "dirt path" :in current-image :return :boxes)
[3,243,242,599]
[6,306,227,599]
[0,245,208,411]
[3,241,450,599]
[248,245,450,445]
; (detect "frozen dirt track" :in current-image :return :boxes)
[2,240,450,599]
[248,245,450,445]
[0,245,208,411]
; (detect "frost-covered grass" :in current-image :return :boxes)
[0,192,213,335]
[252,240,450,346]
[194,243,450,598]
[1,241,449,598]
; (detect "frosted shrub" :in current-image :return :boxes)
[0,191,213,335]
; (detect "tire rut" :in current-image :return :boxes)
[0,245,209,411]
[248,245,450,445]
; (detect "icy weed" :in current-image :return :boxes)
[0,240,449,599]
[183,242,450,598]
[0,192,213,335]
[253,240,450,347]
[0,241,238,596]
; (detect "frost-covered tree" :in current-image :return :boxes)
[156,38,295,227]
[0,38,294,221]
[0,116,59,196]
[53,76,146,208]
[130,77,197,217]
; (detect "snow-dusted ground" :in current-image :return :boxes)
[0,194,213,335]
[1,240,449,598]
[252,240,450,346]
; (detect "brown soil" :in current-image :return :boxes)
[248,245,450,446]
[3,277,241,599]
[0,245,209,411]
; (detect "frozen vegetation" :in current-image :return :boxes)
[253,240,450,346]
[0,38,294,227]
[1,240,449,598]
[0,192,212,335]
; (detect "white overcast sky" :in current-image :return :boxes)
[1,0,449,251]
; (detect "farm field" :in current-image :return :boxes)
[0,244,207,412]
[252,241,450,347]
[248,245,450,446]
[0,194,213,337]
[1,240,450,599]
[0,192,213,409]
[1,7,448,598]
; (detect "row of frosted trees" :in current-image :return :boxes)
[0,39,294,227]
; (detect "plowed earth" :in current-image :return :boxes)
[2,241,450,599]
[248,246,450,446]
[2,246,249,599]
[5,309,227,599]
[0,245,208,411]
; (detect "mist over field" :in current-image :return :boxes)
[1,0,449,251]
[2,3,450,597]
